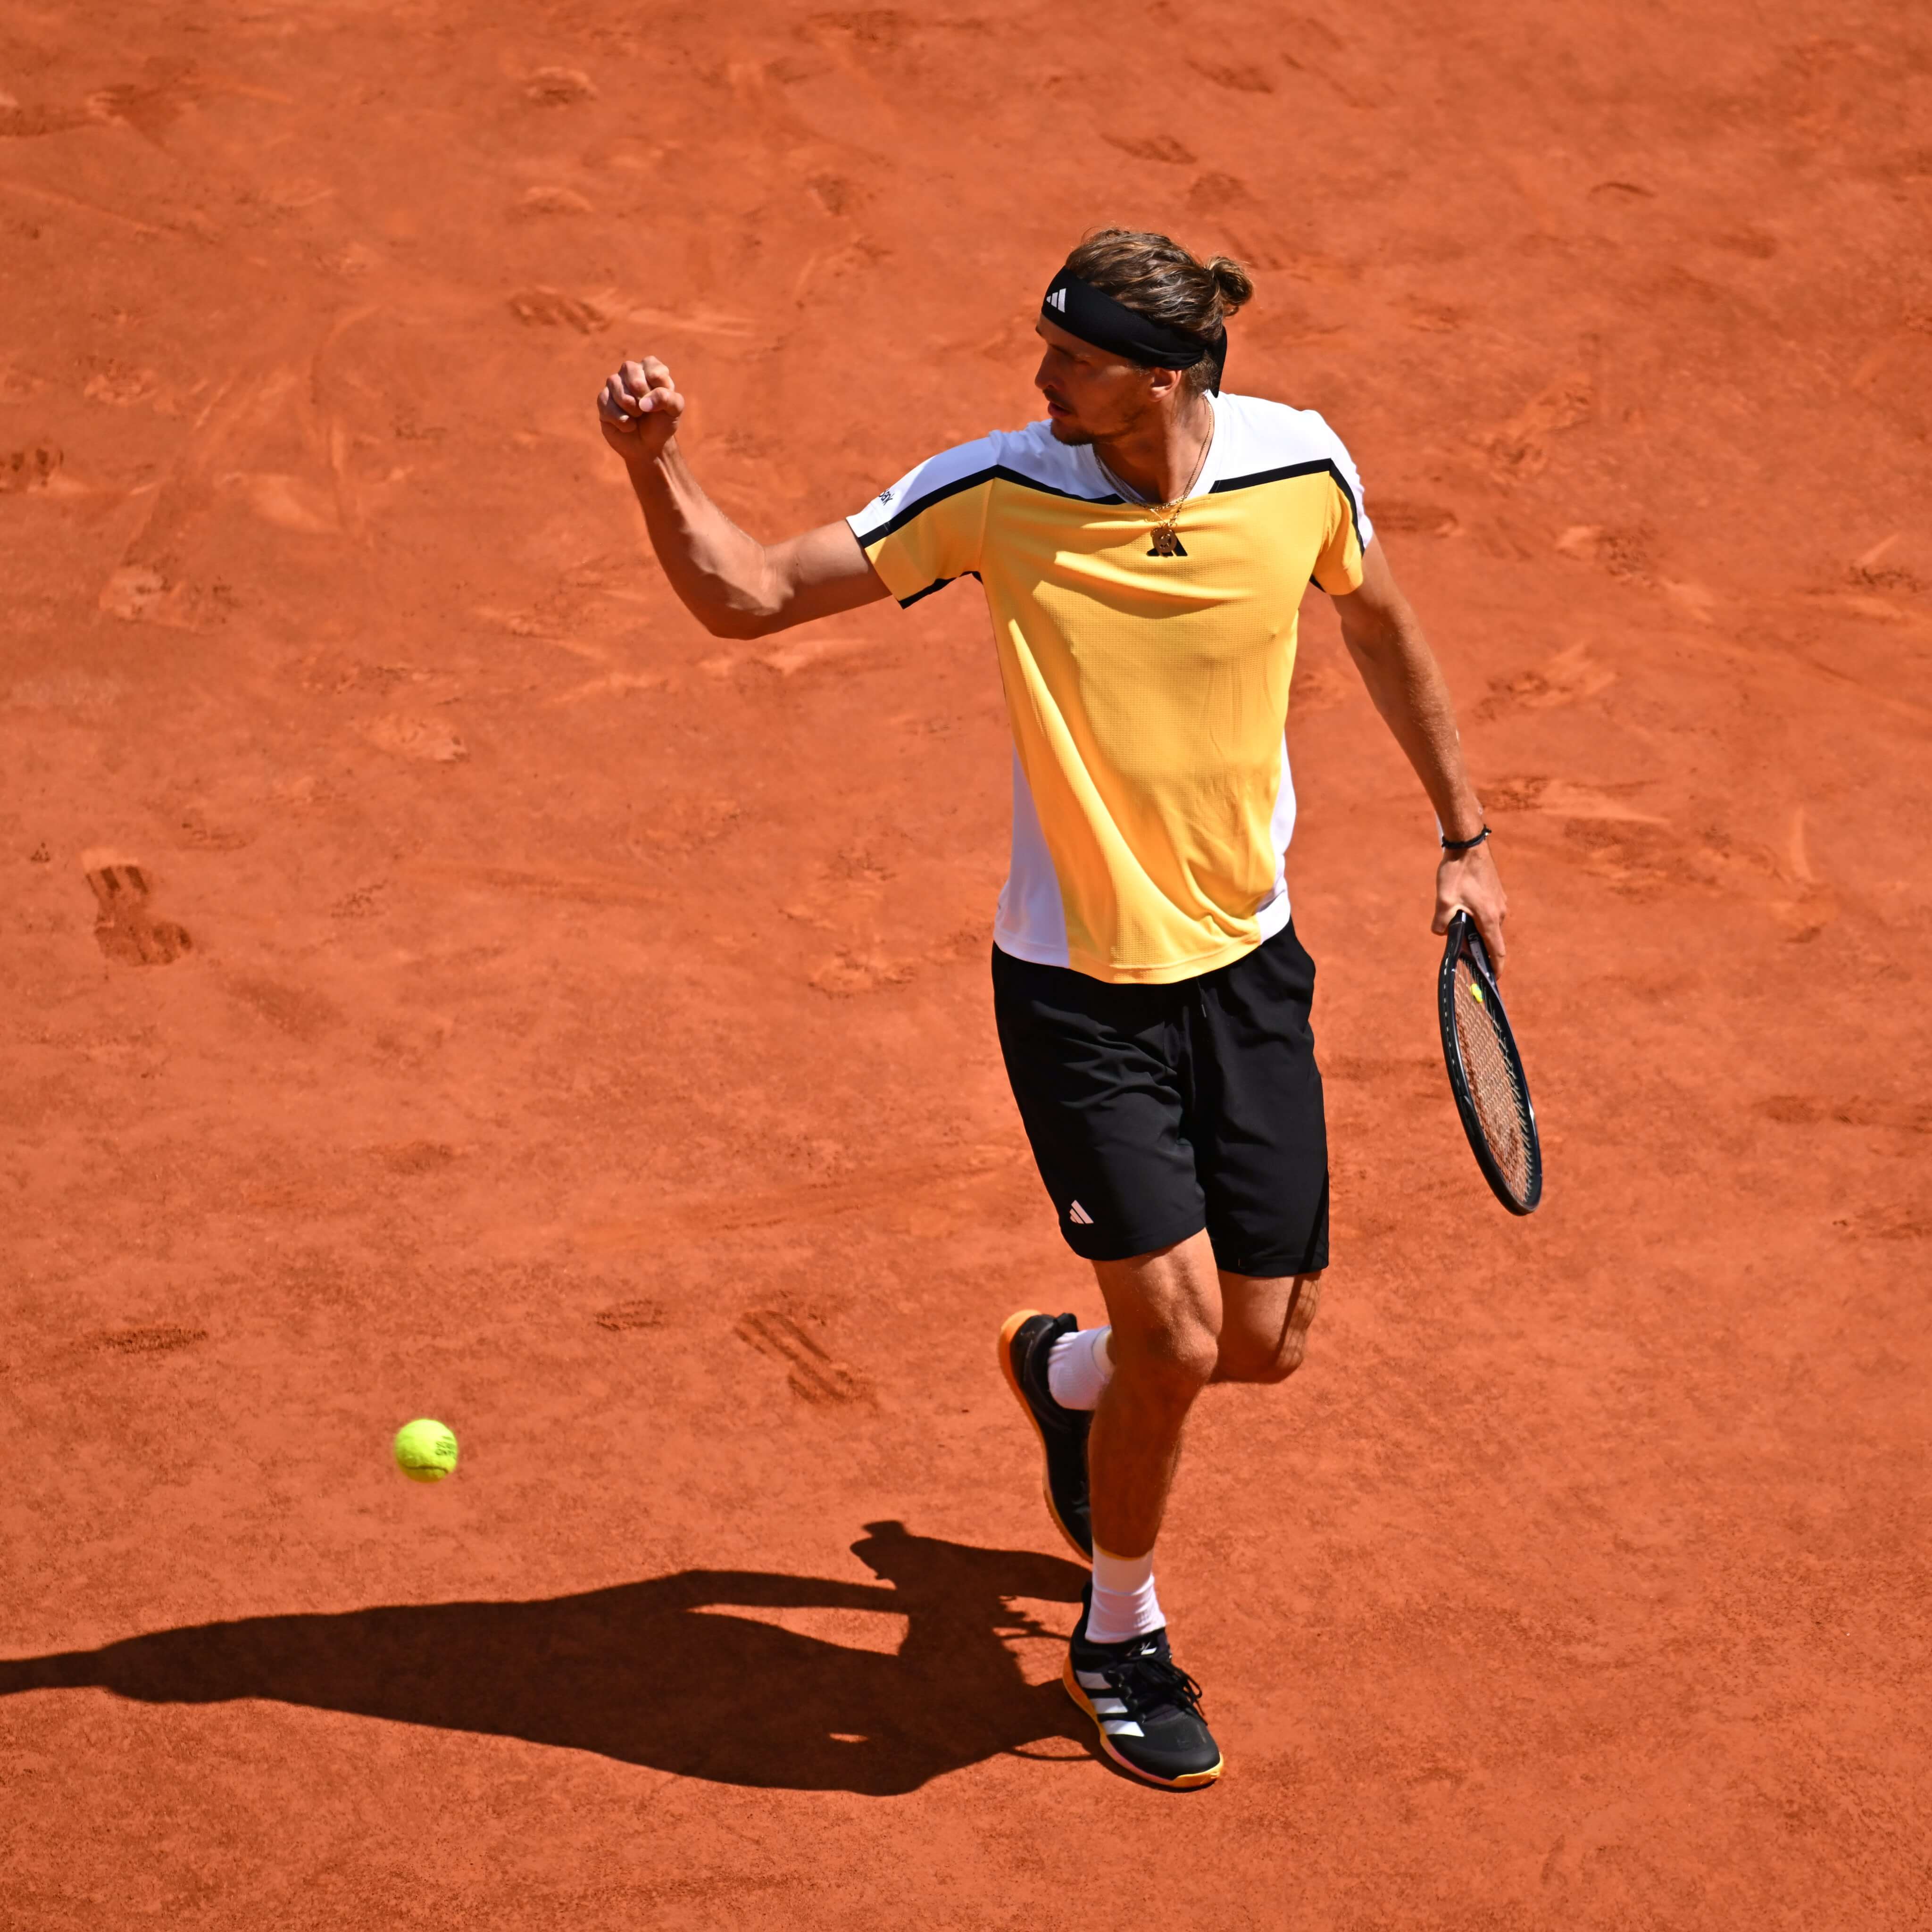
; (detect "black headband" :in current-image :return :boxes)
[1041,269,1228,394]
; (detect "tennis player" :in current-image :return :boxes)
[598,229,1507,1790]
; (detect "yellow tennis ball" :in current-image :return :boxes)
[393,1418,459,1483]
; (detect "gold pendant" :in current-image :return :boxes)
[1148,523,1187,558]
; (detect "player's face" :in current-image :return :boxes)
[1034,319,1159,444]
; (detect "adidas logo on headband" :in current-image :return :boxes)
[1045,287,1067,312]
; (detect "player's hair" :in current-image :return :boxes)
[1061,229,1254,394]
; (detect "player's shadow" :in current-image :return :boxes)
[0,1521,1090,1794]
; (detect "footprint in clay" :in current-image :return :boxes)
[86,861,192,966]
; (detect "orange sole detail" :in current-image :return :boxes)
[997,1307,1091,1563]
[1060,1653,1224,1790]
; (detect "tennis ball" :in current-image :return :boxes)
[393,1418,459,1483]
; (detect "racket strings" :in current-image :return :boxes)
[1451,957,1533,1201]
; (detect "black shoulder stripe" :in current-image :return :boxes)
[859,463,1122,545]
[1209,459,1340,492]
[1210,458,1364,552]
[990,466,1125,509]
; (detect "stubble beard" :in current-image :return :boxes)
[1047,416,1096,447]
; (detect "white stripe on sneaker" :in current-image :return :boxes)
[1075,1670,1147,1737]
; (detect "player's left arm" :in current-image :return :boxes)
[1330,541,1508,969]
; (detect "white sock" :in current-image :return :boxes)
[1087,1546,1164,1645]
[1046,1324,1114,1410]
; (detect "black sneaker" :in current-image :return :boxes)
[1063,1586,1224,1790]
[997,1309,1092,1559]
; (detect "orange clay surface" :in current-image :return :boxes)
[3,3,1930,1926]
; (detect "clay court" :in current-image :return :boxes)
[3,0,1929,1924]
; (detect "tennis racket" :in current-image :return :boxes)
[1437,910,1542,1215]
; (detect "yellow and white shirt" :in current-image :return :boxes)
[848,391,1371,984]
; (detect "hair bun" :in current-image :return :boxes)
[1205,255,1255,315]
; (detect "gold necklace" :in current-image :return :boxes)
[1101,425,1213,558]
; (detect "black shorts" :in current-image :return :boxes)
[992,921,1329,1276]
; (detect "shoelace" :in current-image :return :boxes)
[1100,1648,1207,1723]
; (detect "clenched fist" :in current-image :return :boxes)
[598,357,686,463]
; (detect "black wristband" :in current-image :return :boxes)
[1440,824,1491,853]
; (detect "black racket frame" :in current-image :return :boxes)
[1437,910,1543,1216]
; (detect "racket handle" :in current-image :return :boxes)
[1450,908,1493,979]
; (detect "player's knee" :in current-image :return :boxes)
[1134,1314,1220,1396]
[1227,1274,1321,1385]
[1244,1325,1313,1384]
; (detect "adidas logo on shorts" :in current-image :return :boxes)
[1066,1200,1094,1225]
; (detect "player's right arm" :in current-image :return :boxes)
[598,356,890,640]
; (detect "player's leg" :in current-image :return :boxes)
[1085,1231,1222,1559]
[990,946,1225,1788]
[1053,1229,1224,1789]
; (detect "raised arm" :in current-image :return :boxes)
[598,356,890,640]
[1330,541,1508,968]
